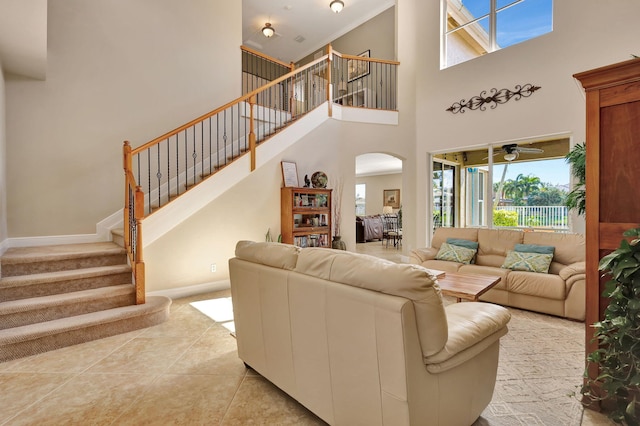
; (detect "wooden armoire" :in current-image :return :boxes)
[574,58,640,392]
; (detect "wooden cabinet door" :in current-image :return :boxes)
[574,58,640,390]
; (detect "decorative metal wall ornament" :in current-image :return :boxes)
[446,83,541,114]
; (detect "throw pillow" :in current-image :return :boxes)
[446,238,479,250]
[436,242,477,264]
[514,243,555,255]
[502,250,553,273]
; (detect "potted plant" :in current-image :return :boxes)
[565,142,586,216]
[582,227,640,425]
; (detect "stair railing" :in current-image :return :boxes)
[122,46,399,303]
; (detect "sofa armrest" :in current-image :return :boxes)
[424,303,510,373]
[410,248,438,264]
[558,261,586,281]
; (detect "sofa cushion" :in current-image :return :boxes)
[235,241,300,270]
[507,271,566,300]
[436,242,477,264]
[295,248,449,357]
[515,243,555,255]
[502,250,553,273]
[432,227,478,250]
[522,231,585,267]
[476,229,524,267]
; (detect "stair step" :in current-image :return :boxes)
[0,285,135,330]
[0,295,171,362]
[0,264,132,302]
[1,242,127,277]
[111,228,125,247]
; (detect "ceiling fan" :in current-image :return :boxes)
[497,143,544,161]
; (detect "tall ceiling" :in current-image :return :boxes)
[243,0,394,64]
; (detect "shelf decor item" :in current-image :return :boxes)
[281,161,299,187]
[311,171,328,188]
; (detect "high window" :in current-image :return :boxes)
[442,0,553,68]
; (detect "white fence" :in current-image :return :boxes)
[495,206,569,230]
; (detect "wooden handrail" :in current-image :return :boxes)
[241,45,294,71]
[332,50,401,66]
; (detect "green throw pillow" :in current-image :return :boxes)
[436,242,477,264]
[514,243,555,255]
[502,250,553,273]
[446,238,479,250]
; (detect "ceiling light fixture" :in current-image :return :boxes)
[262,23,275,38]
[330,0,344,13]
[504,153,517,162]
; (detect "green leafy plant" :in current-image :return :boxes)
[492,209,518,227]
[565,142,586,216]
[582,227,640,425]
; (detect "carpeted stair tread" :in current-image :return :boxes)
[1,242,125,264]
[0,264,131,287]
[1,242,127,277]
[0,284,133,313]
[0,285,136,329]
[0,296,172,361]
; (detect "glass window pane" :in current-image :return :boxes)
[445,16,490,67]
[447,0,489,31]
[496,0,553,49]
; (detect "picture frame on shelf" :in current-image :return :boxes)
[281,161,299,187]
[347,50,370,82]
[383,189,400,208]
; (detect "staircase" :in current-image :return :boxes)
[0,242,171,362]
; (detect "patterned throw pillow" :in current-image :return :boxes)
[446,238,479,263]
[501,250,553,273]
[436,242,477,264]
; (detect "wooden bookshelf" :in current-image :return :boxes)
[281,187,332,248]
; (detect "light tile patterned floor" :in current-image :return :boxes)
[0,244,616,425]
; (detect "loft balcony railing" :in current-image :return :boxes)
[122,46,399,303]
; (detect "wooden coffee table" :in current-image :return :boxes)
[436,272,501,302]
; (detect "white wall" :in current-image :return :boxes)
[403,0,640,245]
[356,173,402,216]
[5,0,241,237]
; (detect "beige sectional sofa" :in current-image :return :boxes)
[230,241,511,426]
[410,228,585,320]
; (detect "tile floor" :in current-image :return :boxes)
[0,242,615,425]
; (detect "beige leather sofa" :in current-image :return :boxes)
[410,228,585,320]
[229,241,511,426]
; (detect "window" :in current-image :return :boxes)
[442,0,553,68]
[433,160,457,229]
[355,184,366,216]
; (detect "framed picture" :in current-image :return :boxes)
[347,50,370,82]
[281,161,299,187]
[383,189,400,208]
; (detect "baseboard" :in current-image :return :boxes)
[147,279,230,300]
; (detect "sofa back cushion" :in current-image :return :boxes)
[295,248,448,357]
[476,229,524,267]
[431,227,479,250]
[235,241,300,270]
[522,231,585,273]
